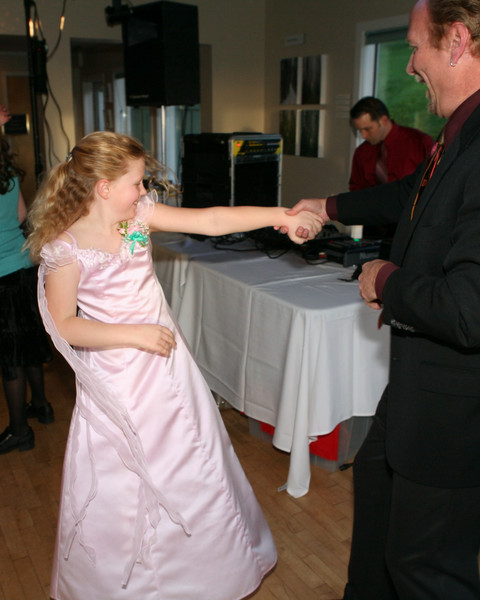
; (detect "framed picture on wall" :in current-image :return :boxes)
[280,57,300,105]
[299,109,325,158]
[279,54,327,157]
[301,54,327,105]
[279,109,298,155]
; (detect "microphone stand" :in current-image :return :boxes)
[24,0,45,185]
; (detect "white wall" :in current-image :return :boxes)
[0,0,267,160]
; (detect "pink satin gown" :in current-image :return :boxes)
[38,195,277,600]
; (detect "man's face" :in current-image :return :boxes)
[352,114,389,145]
[406,0,450,118]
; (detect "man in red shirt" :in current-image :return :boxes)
[349,97,434,240]
[349,96,434,192]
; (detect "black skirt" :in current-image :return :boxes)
[0,266,52,380]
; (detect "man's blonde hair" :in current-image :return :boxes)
[428,0,480,56]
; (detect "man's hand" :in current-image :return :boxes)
[358,259,391,310]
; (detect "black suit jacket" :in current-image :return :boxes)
[336,104,480,488]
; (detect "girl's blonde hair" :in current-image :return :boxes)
[26,131,163,261]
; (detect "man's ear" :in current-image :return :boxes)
[96,179,111,200]
[449,21,470,65]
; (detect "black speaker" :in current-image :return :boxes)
[182,133,283,208]
[122,1,200,107]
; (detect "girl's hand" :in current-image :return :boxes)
[284,210,324,244]
[135,324,177,357]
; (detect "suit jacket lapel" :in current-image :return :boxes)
[407,139,454,225]
[390,109,480,266]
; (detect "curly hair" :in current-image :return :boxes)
[26,131,164,262]
[0,136,25,195]
[427,0,480,56]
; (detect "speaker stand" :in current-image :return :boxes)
[159,105,167,203]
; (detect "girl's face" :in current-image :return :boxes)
[109,158,147,221]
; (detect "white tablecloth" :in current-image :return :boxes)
[152,232,390,497]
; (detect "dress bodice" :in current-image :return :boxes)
[40,194,170,328]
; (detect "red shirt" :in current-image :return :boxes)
[349,122,434,191]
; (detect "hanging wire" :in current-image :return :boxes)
[41,77,71,166]
[27,0,72,165]
[47,0,68,61]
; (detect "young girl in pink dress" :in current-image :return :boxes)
[26,131,322,600]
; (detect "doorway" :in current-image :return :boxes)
[0,34,41,206]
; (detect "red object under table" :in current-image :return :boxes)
[260,421,340,461]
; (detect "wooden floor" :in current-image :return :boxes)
[0,351,352,600]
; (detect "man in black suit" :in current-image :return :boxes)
[287,0,480,598]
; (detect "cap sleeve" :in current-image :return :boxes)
[136,191,156,225]
[40,237,78,271]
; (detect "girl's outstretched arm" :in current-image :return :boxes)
[147,203,323,243]
[45,259,176,356]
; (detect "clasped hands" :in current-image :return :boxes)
[282,207,324,244]
[277,198,329,242]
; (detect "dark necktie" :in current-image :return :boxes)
[410,131,445,221]
[375,142,388,185]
